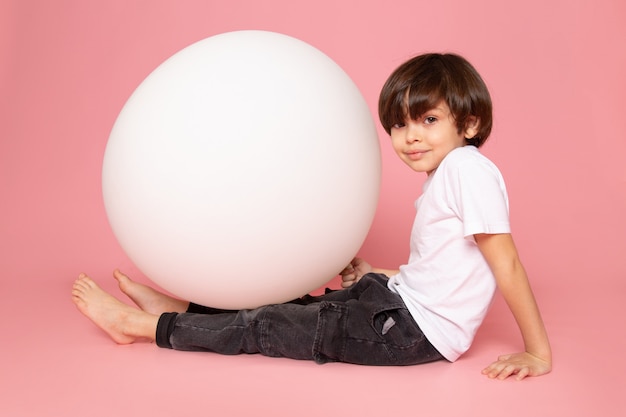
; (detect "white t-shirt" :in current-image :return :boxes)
[387,146,510,361]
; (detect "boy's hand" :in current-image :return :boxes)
[482,351,552,381]
[340,258,372,288]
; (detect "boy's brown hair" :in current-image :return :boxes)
[378,53,493,147]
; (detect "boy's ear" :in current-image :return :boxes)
[464,116,480,139]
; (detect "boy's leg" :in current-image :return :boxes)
[157,301,321,360]
[157,274,444,365]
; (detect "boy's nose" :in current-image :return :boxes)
[406,123,421,143]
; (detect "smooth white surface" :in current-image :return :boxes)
[102,31,381,308]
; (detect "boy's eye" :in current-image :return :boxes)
[391,122,405,129]
[424,116,437,124]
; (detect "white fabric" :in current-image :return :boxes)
[387,146,510,361]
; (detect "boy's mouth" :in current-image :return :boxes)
[406,150,428,160]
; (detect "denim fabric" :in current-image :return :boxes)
[156,274,444,366]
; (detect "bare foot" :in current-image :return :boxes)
[113,269,189,315]
[72,274,159,344]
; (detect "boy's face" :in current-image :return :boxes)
[390,101,477,175]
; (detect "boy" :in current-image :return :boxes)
[72,53,551,380]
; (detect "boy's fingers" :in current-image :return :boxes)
[341,274,356,283]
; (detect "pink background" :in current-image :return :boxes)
[1,0,625,416]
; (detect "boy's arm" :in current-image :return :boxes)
[474,233,552,380]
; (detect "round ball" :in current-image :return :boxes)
[102,31,381,309]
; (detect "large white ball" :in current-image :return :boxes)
[103,31,381,309]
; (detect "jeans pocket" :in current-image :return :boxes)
[312,301,348,364]
[371,307,425,349]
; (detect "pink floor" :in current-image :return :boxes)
[3,1,626,416]
[1,263,625,416]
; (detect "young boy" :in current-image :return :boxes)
[72,53,551,380]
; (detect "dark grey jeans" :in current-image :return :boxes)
[156,274,443,365]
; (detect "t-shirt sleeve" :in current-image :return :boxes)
[449,158,511,238]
